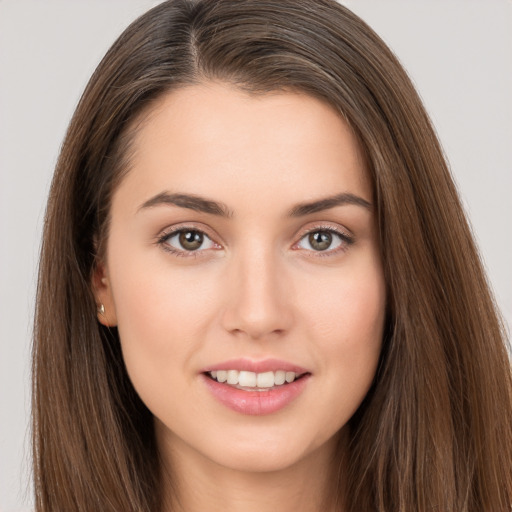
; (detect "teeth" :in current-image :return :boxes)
[274,370,286,385]
[239,371,257,387]
[285,371,295,383]
[256,371,274,388]
[227,370,238,385]
[208,369,301,388]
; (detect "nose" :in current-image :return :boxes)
[221,245,294,340]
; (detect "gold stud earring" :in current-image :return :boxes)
[98,304,105,315]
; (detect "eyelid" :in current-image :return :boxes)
[155,223,223,257]
[292,223,355,255]
[154,221,354,258]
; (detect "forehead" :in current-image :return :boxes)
[115,82,371,214]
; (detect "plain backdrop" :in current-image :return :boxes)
[0,1,510,510]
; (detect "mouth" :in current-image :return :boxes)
[200,359,311,415]
[204,369,309,392]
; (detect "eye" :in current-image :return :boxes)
[160,228,217,254]
[295,228,353,253]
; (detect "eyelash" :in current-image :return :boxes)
[156,224,355,258]
[156,225,219,258]
[293,225,354,257]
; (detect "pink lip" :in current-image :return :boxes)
[201,358,309,375]
[200,358,311,415]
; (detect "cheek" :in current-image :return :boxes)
[106,247,220,395]
[303,261,386,350]
[299,260,386,413]
[110,247,218,336]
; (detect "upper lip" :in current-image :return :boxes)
[201,358,310,375]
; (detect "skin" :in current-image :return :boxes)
[94,82,386,512]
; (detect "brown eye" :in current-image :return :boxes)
[295,228,352,254]
[178,230,204,251]
[308,231,333,251]
[161,228,216,254]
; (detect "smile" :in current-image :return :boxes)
[201,359,311,415]
[207,369,302,390]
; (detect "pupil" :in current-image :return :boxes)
[179,231,203,250]
[309,231,332,251]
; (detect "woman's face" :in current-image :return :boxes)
[96,83,386,474]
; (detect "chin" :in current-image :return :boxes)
[202,428,338,474]
[211,448,306,474]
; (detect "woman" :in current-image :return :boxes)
[32,1,512,511]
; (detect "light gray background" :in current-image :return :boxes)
[1,1,510,510]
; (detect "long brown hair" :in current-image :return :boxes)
[33,1,512,510]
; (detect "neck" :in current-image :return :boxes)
[159,430,346,512]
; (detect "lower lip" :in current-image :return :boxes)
[201,374,310,415]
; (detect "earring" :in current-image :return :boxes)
[98,304,105,315]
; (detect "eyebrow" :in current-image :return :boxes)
[138,191,372,217]
[288,192,372,216]
[139,192,233,217]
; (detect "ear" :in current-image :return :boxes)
[91,261,118,327]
